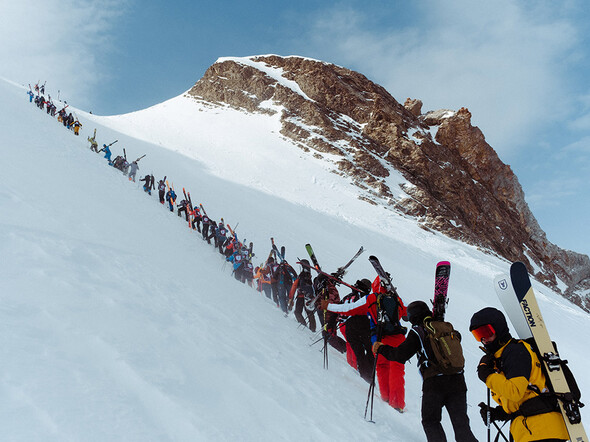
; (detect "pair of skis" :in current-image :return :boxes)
[271,238,286,263]
[495,262,587,441]
[299,245,365,311]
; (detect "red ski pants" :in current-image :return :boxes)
[376,333,406,409]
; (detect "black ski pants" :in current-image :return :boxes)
[421,373,477,442]
[191,217,201,232]
[177,206,188,221]
[294,297,316,332]
[344,318,374,383]
[277,283,289,313]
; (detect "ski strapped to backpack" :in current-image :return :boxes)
[368,255,404,329]
[299,244,364,310]
[431,261,451,321]
[497,262,587,441]
[508,337,584,423]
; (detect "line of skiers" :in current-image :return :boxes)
[24,87,573,442]
[27,83,82,135]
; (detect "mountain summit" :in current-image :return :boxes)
[188,55,589,310]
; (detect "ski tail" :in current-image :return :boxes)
[305,243,321,271]
[368,255,396,295]
[334,246,364,279]
[431,261,451,321]
[271,238,284,263]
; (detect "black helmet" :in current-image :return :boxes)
[407,301,432,326]
[469,307,511,351]
[355,278,372,295]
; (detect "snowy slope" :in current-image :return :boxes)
[0,77,588,441]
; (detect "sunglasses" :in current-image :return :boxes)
[471,324,496,342]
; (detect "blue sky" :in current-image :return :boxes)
[2,0,589,258]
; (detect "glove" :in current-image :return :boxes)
[478,402,510,424]
[477,353,496,383]
[372,341,383,355]
[319,299,330,311]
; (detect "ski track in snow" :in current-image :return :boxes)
[1,78,588,441]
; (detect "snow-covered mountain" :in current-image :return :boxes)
[185,55,590,311]
[0,73,587,442]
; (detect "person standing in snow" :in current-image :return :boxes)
[101,144,112,164]
[88,130,98,152]
[373,301,478,441]
[177,198,189,220]
[140,174,155,194]
[72,119,82,136]
[469,307,568,442]
[157,177,166,204]
[127,161,139,182]
[201,212,211,243]
[338,279,375,383]
[314,274,347,353]
[226,246,245,281]
[216,219,228,254]
[272,260,298,314]
[321,276,408,411]
[190,206,202,232]
[165,187,176,212]
[288,259,317,332]
[27,90,34,102]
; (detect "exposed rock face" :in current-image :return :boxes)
[188,55,590,312]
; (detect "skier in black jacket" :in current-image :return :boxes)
[288,260,317,332]
[157,177,166,204]
[140,174,155,194]
[273,261,298,314]
[373,301,477,442]
[339,279,374,383]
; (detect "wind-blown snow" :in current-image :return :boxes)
[0,78,588,441]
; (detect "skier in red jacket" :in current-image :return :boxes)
[321,276,407,411]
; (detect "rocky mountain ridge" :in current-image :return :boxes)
[187,55,590,311]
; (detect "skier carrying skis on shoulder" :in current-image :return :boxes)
[140,174,155,194]
[102,144,112,164]
[469,308,568,442]
[314,274,347,353]
[190,206,202,232]
[321,276,408,411]
[288,259,317,332]
[338,278,375,383]
[157,177,166,204]
[165,187,176,212]
[272,259,298,315]
[177,198,189,221]
[128,161,139,182]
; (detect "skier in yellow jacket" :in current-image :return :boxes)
[470,307,568,442]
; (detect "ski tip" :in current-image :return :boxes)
[509,261,532,300]
[436,261,451,266]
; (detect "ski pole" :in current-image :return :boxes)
[486,388,511,442]
[487,388,491,442]
[365,308,384,423]
[364,350,379,423]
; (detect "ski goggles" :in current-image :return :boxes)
[471,324,496,342]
